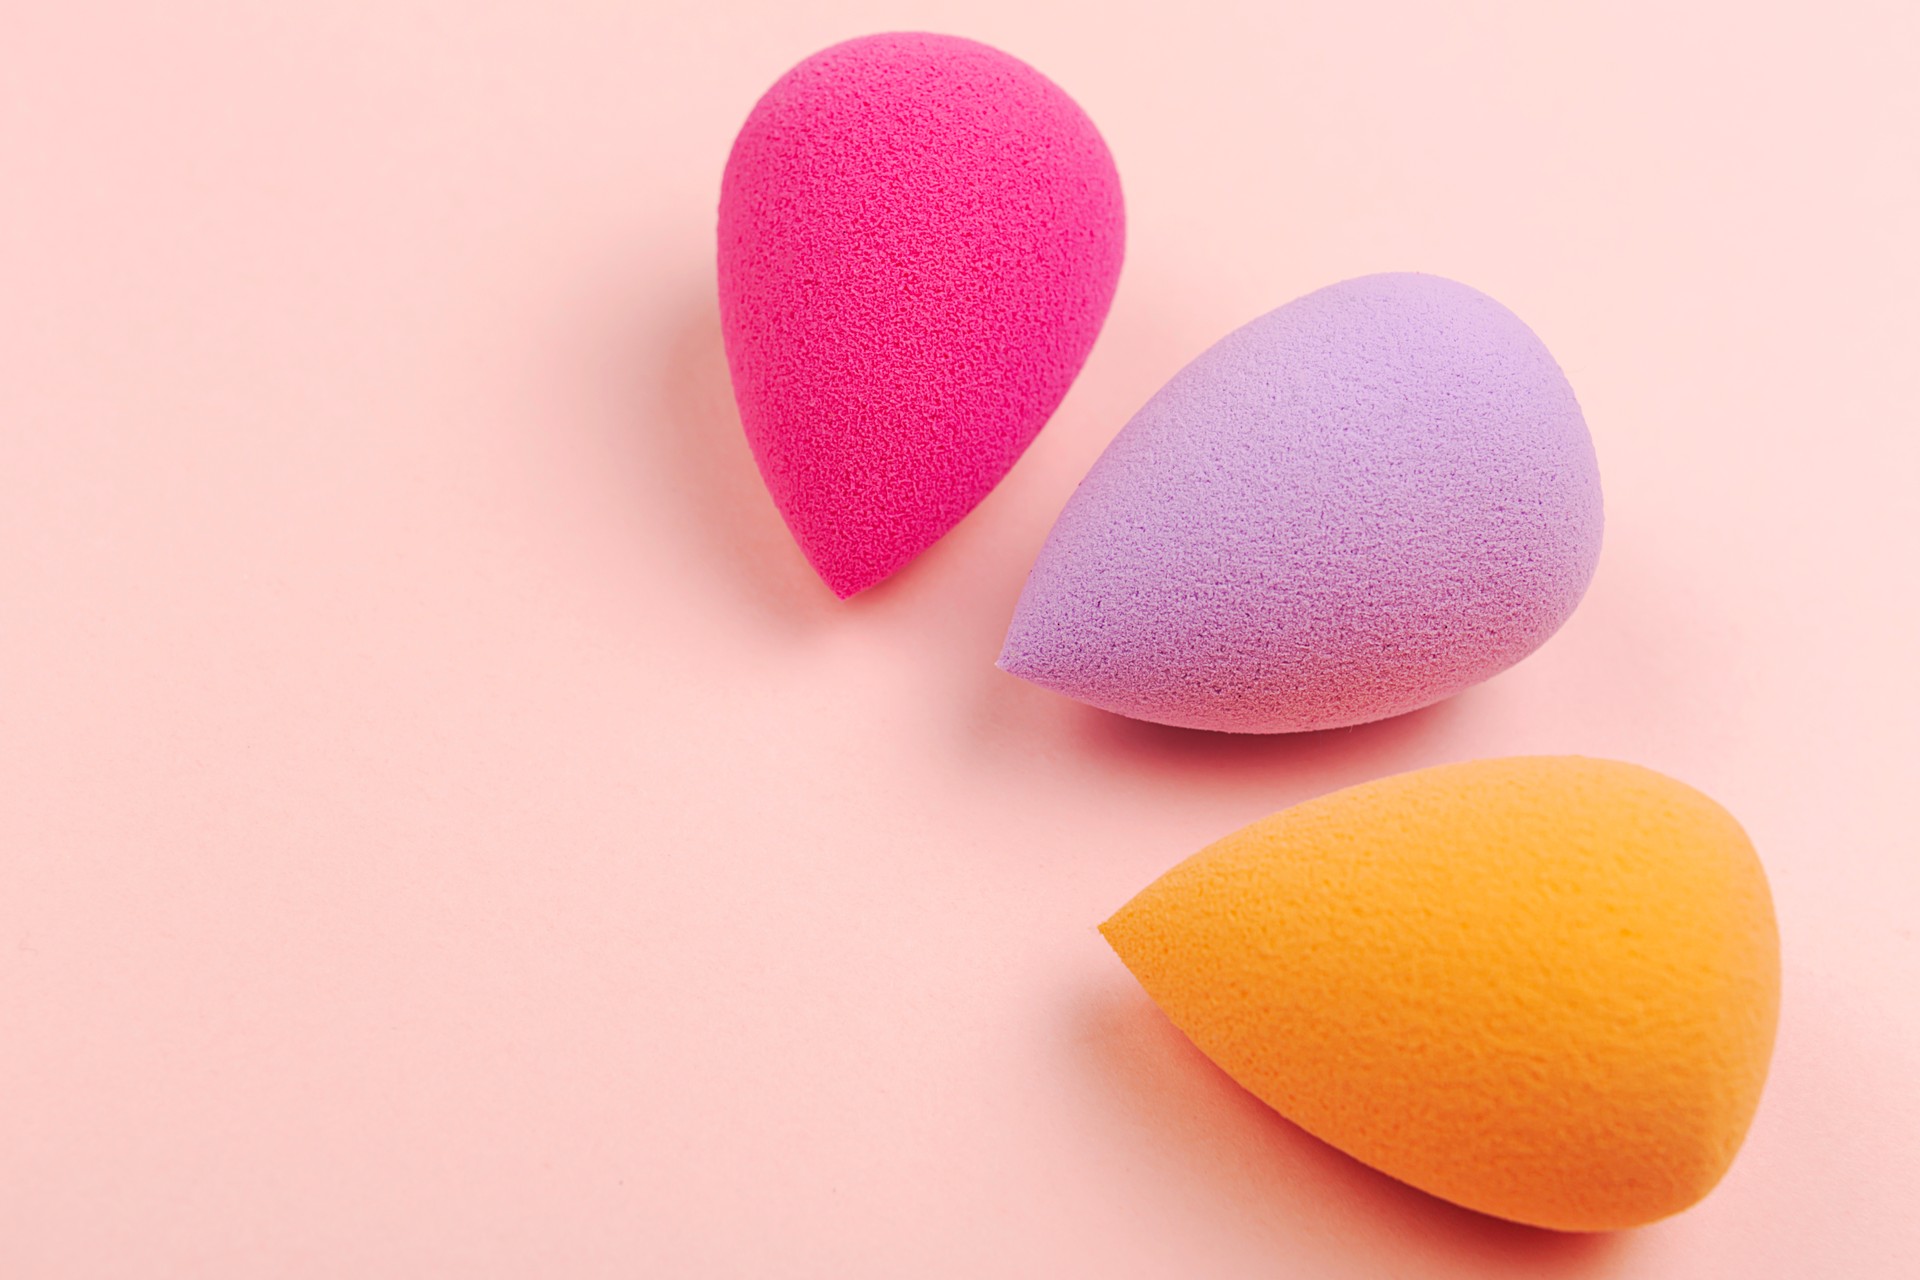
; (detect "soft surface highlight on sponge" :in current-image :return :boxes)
[1102,757,1780,1232]
[1000,273,1600,730]
[718,33,1125,598]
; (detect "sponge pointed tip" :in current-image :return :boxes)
[994,611,1051,683]
[797,519,930,600]
[808,547,897,601]
[1096,896,1148,974]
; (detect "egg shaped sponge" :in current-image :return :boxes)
[1102,757,1780,1231]
[1000,273,1600,731]
[718,33,1125,598]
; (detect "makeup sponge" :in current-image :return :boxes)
[717,33,1125,598]
[1102,756,1780,1231]
[1000,273,1601,731]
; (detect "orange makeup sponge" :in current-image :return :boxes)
[1101,757,1780,1231]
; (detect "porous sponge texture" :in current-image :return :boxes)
[1101,757,1780,1232]
[1000,273,1601,731]
[718,33,1125,598]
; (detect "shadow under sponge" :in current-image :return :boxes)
[718,33,1125,598]
[1000,273,1602,732]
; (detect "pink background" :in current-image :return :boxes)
[4,2,1916,1275]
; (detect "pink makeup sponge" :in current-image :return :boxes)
[1000,273,1602,732]
[717,33,1125,598]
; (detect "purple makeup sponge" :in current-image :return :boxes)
[998,273,1603,733]
[718,33,1125,598]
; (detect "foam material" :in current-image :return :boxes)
[1102,757,1780,1231]
[1000,274,1601,731]
[718,33,1125,598]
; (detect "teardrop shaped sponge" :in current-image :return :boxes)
[718,33,1125,597]
[1000,273,1600,731]
[1102,757,1780,1231]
